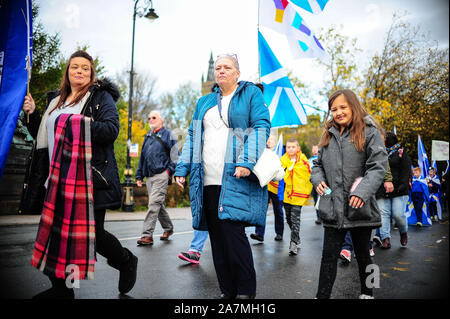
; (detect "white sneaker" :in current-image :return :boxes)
[289,241,298,255]
[359,294,374,299]
[369,248,375,257]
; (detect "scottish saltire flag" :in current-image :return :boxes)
[405,199,432,226]
[288,0,330,14]
[259,0,328,60]
[427,169,443,220]
[274,134,284,158]
[0,0,33,182]
[273,134,285,201]
[418,135,430,179]
[259,31,307,127]
[406,177,432,226]
[393,125,397,135]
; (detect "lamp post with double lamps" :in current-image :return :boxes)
[122,0,159,212]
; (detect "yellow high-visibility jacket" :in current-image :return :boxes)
[268,180,279,194]
[280,152,313,206]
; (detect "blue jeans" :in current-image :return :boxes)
[189,230,209,254]
[377,195,409,240]
[255,191,284,238]
[341,231,353,251]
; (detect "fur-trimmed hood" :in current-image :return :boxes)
[46,77,120,103]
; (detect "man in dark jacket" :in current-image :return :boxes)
[136,111,178,245]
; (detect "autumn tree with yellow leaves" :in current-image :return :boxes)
[362,14,449,163]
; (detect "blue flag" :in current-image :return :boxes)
[273,134,285,201]
[417,135,430,179]
[288,0,330,14]
[0,0,33,181]
[258,31,307,127]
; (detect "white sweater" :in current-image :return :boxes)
[202,93,234,186]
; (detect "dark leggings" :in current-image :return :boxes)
[316,227,374,299]
[49,208,127,286]
[94,208,128,264]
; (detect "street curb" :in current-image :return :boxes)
[0,207,193,226]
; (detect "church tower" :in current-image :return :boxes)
[201,52,215,96]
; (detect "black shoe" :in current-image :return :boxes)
[219,293,232,299]
[250,233,264,242]
[315,219,322,225]
[108,248,138,294]
[274,234,283,241]
[236,294,256,299]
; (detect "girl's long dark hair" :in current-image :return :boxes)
[50,50,96,113]
[319,89,382,152]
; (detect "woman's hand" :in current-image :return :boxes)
[176,176,185,189]
[234,167,251,179]
[316,181,329,196]
[23,94,36,115]
[136,180,143,187]
[349,196,365,209]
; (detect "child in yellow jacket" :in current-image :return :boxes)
[280,139,313,255]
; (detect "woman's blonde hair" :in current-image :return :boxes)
[319,89,382,152]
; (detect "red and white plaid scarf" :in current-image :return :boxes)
[31,114,95,280]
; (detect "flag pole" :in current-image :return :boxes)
[257,0,261,83]
[25,0,31,123]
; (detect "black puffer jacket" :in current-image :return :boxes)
[23,78,122,212]
[376,147,412,198]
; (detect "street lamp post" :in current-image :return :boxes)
[122,0,159,212]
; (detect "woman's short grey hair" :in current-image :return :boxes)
[215,53,240,71]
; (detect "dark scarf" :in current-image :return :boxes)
[31,114,95,280]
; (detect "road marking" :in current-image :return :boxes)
[119,230,194,241]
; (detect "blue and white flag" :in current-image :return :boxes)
[273,133,285,201]
[406,176,432,226]
[418,135,430,179]
[259,0,328,61]
[274,133,284,158]
[393,125,397,135]
[288,0,330,15]
[258,31,307,127]
[0,0,33,182]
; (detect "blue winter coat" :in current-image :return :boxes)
[175,81,271,230]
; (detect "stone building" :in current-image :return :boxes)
[201,52,215,96]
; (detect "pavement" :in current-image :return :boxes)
[0,207,193,226]
[0,205,448,301]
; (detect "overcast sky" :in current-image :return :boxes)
[38,0,449,111]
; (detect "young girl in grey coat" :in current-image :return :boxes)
[311,89,387,299]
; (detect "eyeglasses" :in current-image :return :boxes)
[217,53,238,62]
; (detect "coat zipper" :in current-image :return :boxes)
[92,165,109,186]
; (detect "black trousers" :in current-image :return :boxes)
[48,208,127,286]
[204,186,256,297]
[94,208,128,264]
[316,226,374,299]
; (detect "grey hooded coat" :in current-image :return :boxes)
[310,116,388,229]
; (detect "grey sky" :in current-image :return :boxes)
[38,0,449,112]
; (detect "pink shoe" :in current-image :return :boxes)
[178,251,200,264]
[340,249,351,262]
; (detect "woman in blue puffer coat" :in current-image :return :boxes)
[175,54,270,299]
